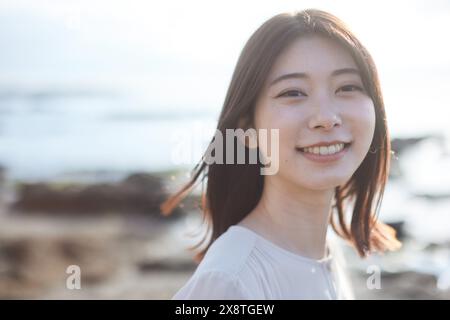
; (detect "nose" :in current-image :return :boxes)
[308,101,342,130]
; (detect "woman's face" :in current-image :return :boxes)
[254,35,376,190]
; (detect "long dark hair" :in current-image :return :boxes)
[161,9,401,262]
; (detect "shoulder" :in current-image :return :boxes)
[196,225,258,276]
[172,269,252,300]
[172,226,259,300]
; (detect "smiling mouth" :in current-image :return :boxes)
[295,142,352,155]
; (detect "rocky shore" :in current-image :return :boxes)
[0,170,201,299]
[0,135,449,299]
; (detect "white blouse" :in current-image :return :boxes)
[172,225,354,300]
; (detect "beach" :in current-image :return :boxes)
[0,146,449,299]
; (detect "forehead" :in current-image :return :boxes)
[268,35,358,80]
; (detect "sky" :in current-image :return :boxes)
[0,0,449,137]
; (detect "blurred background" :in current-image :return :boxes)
[0,0,449,299]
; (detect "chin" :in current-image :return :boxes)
[293,175,351,191]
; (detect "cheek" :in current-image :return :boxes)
[348,99,376,154]
[254,102,302,154]
[356,100,376,136]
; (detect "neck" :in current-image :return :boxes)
[238,176,334,260]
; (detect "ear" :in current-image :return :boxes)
[237,116,258,149]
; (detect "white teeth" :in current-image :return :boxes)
[301,143,345,155]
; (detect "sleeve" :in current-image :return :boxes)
[172,270,252,300]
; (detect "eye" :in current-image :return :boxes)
[277,90,307,98]
[336,85,364,93]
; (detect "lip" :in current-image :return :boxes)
[301,140,350,148]
[296,143,351,163]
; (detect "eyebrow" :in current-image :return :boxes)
[269,68,361,87]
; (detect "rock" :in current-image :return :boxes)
[0,165,5,204]
[391,136,431,155]
[352,270,449,299]
[136,258,196,273]
[389,134,446,179]
[411,192,450,201]
[391,134,447,156]
[0,236,119,298]
[386,221,406,241]
[0,165,5,184]
[11,172,184,218]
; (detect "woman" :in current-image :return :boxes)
[161,8,401,299]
